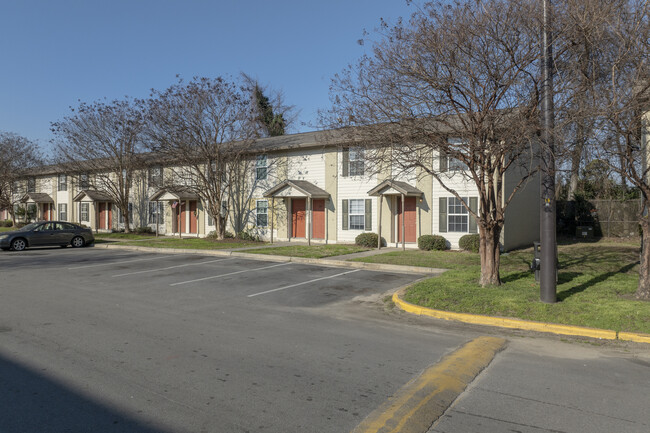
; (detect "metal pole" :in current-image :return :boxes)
[540,0,557,303]
[270,197,274,244]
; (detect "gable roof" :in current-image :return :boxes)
[73,190,114,202]
[20,193,54,203]
[367,179,423,197]
[264,179,330,199]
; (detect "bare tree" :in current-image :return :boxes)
[145,77,257,240]
[584,0,650,299]
[0,132,42,225]
[323,0,541,286]
[51,98,146,233]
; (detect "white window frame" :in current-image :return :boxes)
[58,174,67,191]
[79,173,90,189]
[148,202,164,224]
[58,203,68,221]
[349,199,365,230]
[149,166,163,188]
[448,197,469,232]
[349,147,365,176]
[27,177,36,193]
[256,155,268,181]
[256,200,268,227]
[80,203,89,222]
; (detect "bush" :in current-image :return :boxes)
[206,230,219,240]
[459,234,480,253]
[135,226,154,235]
[237,230,260,242]
[0,219,12,227]
[355,232,385,248]
[418,235,447,251]
[224,230,235,239]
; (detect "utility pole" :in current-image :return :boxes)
[540,0,557,303]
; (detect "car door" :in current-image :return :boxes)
[57,223,77,245]
[30,222,56,246]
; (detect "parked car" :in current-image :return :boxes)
[0,221,95,251]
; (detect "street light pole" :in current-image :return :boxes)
[540,0,557,303]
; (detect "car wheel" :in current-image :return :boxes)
[71,236,85,248]
[11,238,26,251]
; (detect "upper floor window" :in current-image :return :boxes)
[79,173,90,189]
[448,156,469,171]
[349,147,364,176]
[27,177,36,193]
[58,174,67,191]
[149,166,163,188]
[256,155,267,181]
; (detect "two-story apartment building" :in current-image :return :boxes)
[4,129,540,250]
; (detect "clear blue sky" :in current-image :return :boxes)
[0,0,416,152]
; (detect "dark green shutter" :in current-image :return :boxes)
[439,197,447,232]
[365,199,372,231]
[439,152,448,172]
[342,199,349,230]
[469,197,478,234]
[342,148,349,177]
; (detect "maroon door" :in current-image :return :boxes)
[292,199,306,238]
[397,197,417,243]
[312,199,325,239]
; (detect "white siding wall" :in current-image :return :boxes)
[287,148,326,187]
[337,150,378,243]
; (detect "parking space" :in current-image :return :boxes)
[1,247,422,308]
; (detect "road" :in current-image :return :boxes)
[0,247,648,433]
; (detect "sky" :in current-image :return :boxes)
[0,0,417,153]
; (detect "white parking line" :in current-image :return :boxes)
[112,258,234,277]
[170,262,291,286]
[247,269,361,298]
[68,255,174,270]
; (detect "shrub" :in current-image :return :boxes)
[418,235,447,251]
[459,234,480,253]
[0,219,12,227]
[237,230,260,242]
[206,230,219,240]
[225,230,235,239]
[135,226,154,235]
[355,232,385,248]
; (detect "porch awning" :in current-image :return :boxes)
[20,193,54,204]
[263,179,330,199]
[73,190,114,202]
[149,187,199,202]
[367,179,423,197]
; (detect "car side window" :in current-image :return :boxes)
[61,223,75,230]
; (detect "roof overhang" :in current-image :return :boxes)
[367,179,423,197]
[73,190,114,202]
[20,193,54,204]
[149,187,200,202]
[263,180,330,199]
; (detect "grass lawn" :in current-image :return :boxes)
[0,227,15,232]
[244,244,370,259]
[94,232,158,240]
[354,239,650,334]
[116,237,264,250]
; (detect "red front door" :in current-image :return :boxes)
[189,201,197,234]
[312,199,325,239]
[292,199,306,238]
[99,203,112,230]
[397,197,417,243]
[180,202,187,233]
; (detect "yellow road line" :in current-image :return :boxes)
[351,336,506,433]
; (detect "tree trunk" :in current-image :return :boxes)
[638,219,650,300]
[479,225,502,286]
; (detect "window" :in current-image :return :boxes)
[79,173,90,189]
[58,203,68,221]
[448,156,468,171]
[256,200,268,227]
[27,177,36,193]
[256,155,267,180]
[349,199,365,230]
[149,166,163,188]
[349,147,364,176]
[80,203,89,222]
[208,202,227,226]
[58,174,67,191]
[448,197,469,232]
[148,202,164,224]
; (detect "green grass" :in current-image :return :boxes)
[244,244,370,259]
[354,239,650,334]
[116,237,264,250]
[94,232,158,240]
[0,226,15,232]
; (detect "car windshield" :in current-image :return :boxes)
[18,223,41,232]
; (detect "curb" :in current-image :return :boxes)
[94,243,446,275]
[393,289,650,343]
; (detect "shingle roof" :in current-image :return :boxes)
[367,179,423,197]
[73,190,114,202]
[264,179,330,199]
[20,192,54,203]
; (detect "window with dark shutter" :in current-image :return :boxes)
[365,199,372,231]
[342,149,349,177]
[439,197,447,232]
[342,199,349,230]
[469,197,478,233]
